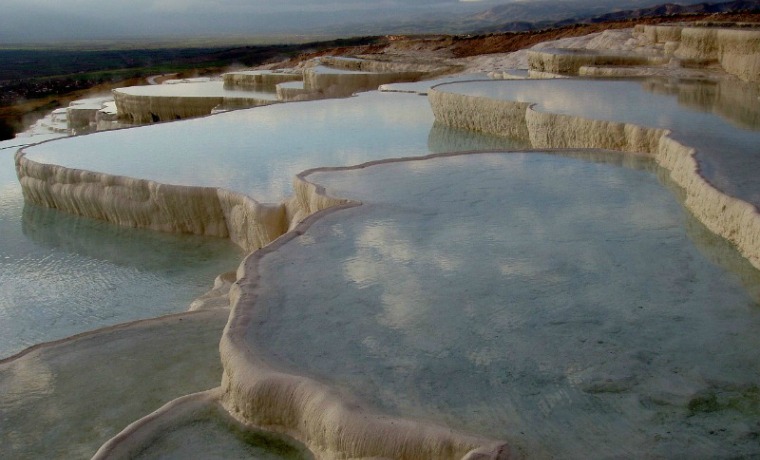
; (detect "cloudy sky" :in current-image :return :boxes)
[1,0,703,43]
[0,0,508,42]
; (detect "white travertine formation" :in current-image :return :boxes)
[636,24,683,44]
[637,24,760,82]
[320,55,448,74]
[285,171,355,229]
[113,91,276,124]
[219,199,513,460]
[15,144,506,458]
[14,138,356,255]
[15,151,290,253]
[674,27,719,62]
[114,59,438,118]
[428,87,760,270]
[93,391,222,460]
[302,66,428,98]
[66,106,98,132]
[0,309,229,459]
[527,48,668,75]
[188,271,237,311]
[429,89,530,139]
[714,29,760,82]
[275,81,312,101]
[526,69,569,79]
[42,108,70,133]
[94,388,311,459]
[524,25,760,82]
[289,56,443,99]
[12,27,760,458]
[577,64,724,80]
[94,101,131,132]
[223,71,303,90]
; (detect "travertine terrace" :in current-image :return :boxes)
[526,23,760,81]
[112,80,279,124]
[428,78,760,270]
[114,58,442,123]
[6,17,760,459]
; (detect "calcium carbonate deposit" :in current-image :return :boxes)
[3,22,760,459]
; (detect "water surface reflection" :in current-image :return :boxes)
[249,151,760,458]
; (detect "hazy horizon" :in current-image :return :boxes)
[0,0,496,43]
[0,0,716,44]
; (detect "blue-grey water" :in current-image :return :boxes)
[0,148,243,358]
[23,92,526,202]
[250,152,760,458]
[435,78,760,208]
[4,91,519,358]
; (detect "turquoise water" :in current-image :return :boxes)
[133,410,309,460]
[0,150,243,358]
[0,310,229,459]
[249,152,760,458]
[23,92,526,202]
[434,78,760,208]
[3,91,521,358]
[8,78,760,458]
[4,91,521,358]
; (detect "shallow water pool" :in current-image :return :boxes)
[0,310,228,459]
[248,151,760,457]
[0,150,243,358]
[435,78,760,208]
[23,92,527,202]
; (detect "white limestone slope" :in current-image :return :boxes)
[639,24,760,82]
[527,49,668,75]
[472,24,760,82]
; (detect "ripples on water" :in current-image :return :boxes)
[0,150,242,358]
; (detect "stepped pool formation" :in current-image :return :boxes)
[113,80,280,124]
[0,146,243,358]
[234,151,760,457]
[4,24,760,459]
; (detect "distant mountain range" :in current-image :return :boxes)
[1,0,757,44]
[478,0,760,33]
[318,0,760,36]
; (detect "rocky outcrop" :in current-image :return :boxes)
[428,85,760,270]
